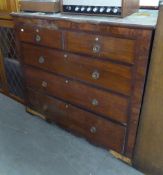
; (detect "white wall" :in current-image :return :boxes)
[140,0,159,6]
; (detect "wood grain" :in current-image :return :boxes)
[134,5,163,175]
[122,0,140,17]
[13,17,154,159]
[27,89,126,153]
[22,43,132,96]
[124,29,153,158]
[24,66,129,124]
[17,24,62,49]
[65,31,135,64]
[19,1,60,13]
[0,19,14,28]
[0,0,19,13]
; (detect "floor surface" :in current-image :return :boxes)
[0,93,144,175]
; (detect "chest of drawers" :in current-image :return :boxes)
[12,12,156,159]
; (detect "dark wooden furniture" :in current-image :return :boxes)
[12,11,157,160]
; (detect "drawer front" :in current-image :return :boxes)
[65,31,135,64]
[27,89,126,153]
[17,24,62,49]
[22,43,132,96]
[24,66,129,124]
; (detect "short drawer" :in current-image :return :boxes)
[17,24,62,49]
[24,66,129,124]
[27,89,126,153]
[65,31,135,64]
[22,43,132,96]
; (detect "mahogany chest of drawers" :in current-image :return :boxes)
[12,12,157,159]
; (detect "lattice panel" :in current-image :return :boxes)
[0,27,24,99]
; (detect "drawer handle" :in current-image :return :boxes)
[93,44,101,54]
[35,34,41,42]
[92,70,100,80]
[90,126,97,134]
[38,56,45,64]
[36,29,39,33]
[65,104,69,109]
[95,37,99,41]
[92,99,99,106]
[42,81,48,88]
[64,54,68,58]
[65,80,69,84]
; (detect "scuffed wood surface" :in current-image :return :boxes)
[12,10,158,29]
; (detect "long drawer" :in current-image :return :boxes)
[27,89,126,153]
[17,24,62,49]
[24,66,129,124]
[64,31,135,64]
[22,43,132,96]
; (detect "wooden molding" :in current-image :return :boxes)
[0,19,14,28]
[26,107,46,120]
[0,12,12,20]
[0,49,9,94]
[110,150,132,165]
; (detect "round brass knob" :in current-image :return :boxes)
[65,80,69,84]
[92,99,99,106]
[64,54,68,58]
[95,37,99,41]
[38,56,45,64]
[92,70,100,80]
[36,29,39,33]
[35,34,41,42]
[90,126,97,134]
[42,81,48,88]
[93,44,101,53]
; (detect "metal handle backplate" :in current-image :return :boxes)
[93,44,101,53]
[92,99,99,106]
[90,126,97,134]
[38,56,45,64]
[35,34,41,42]
[92,70,100,80]
[42,81,48,88]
